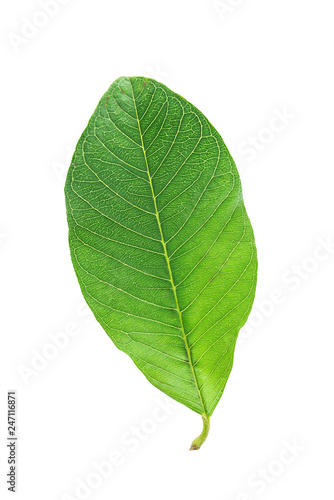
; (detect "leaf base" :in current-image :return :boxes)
[190,414,210,451]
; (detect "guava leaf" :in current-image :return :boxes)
[65,76,257,449]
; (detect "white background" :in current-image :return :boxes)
[1,0,334,498]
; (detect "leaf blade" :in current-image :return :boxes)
[65,76,257,424]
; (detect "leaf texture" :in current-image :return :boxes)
[65,76,257,424]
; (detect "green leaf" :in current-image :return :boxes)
[65,76,257,449]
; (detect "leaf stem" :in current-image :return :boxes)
[190,414,210,450]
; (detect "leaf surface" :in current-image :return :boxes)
[65,76,257,446]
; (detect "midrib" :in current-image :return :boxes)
[129,78,207,416]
